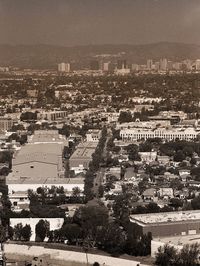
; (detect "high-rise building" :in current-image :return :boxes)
[117,59,127,69]
[183,59,192,71]
[147,59,153,70]
[195,59,200,71]
[102,62,110,72]
[160,58,168,71]
[58,63,70,72]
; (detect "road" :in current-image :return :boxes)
[92,168,106,197]
[92,128,113,197]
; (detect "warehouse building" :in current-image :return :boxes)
[130,210,200,238]
[69,142,97,174]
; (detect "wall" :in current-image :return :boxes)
[7,183,84,194]
[142,221,200,237]
[4,243,146,266]
[10,218,64,241]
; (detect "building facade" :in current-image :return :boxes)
[130,210,200,238]
[120,127,199,141]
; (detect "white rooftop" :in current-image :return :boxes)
[130,210,200,225]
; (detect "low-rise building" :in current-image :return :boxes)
[139,152,157,163]
[0,117,14,132]
[9,191,30,212]
[86,129,101,142]
[130,210,200,238]
[69,142,98,174]
[120,127,199,141]
[37,111,68,121]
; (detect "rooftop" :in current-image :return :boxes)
[154,234,200,247]
[130,210,200,225]
[7,177,84,185]
[70,142,97,160]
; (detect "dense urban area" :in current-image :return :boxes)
[1,58,200,265]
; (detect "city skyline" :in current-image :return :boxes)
[1,0,200,46]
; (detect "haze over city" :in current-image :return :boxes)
[2,1,200,266]
[1,0,200,46]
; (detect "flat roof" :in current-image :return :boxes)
[130,210,200,225]
[70,142,97,160]
[154,234,200,247]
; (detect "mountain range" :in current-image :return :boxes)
[0,42,200,69]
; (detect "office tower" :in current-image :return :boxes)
[90,60,99,70]
[154,62,160,71]
[102,62,110,72]
[183,59,192,71]
[58,63,70,72]
[132,64,139,71]
[160,58,168,71]
[117,59,127,69]
[195,59,200,71]
[147,59,153,70]
[167,61,173,71]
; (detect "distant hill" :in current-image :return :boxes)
[0,42,200,69]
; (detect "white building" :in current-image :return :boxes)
[115,68,130,75]
[10,218,64,241]
[120,127,199,141]
[9,191,30,212]
[86,129,101,142]
[37,110,68,121]
[58,63,70,73]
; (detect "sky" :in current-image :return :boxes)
[0,0,200,46]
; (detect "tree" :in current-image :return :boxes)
[139,141,153,152]
[170,178,184,191]
[72,186,81,197]
[13,223,23,241]
[179,243,200,266]
[20,112,37,121]
[21,224,32,241]
[59,124,70,137]
[73,204,108,243]
[96,222,126,255]
[35,220,50,242]
[118,111,132,123]
[59,224,82,244]
[170,198,183,210]
[155,244,178,266]
[191,196,200,210]
[0,225,6,244]
[174,150,186,162]
[147,202,160,213]
[125,144,140,161]
[155,243,200,266]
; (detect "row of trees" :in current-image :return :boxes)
[84,127,107,201]
[47,203,151,256]
[6,202,152,257]
[9,220,50,242]
[155,243,200,266]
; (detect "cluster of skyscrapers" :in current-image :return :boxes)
[58,58,200,73]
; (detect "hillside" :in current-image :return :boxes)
[0,42,200,69]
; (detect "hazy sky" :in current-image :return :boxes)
[0,0,200,46]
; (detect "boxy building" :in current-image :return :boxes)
[69,142,98,174]
[130,210,200,238]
